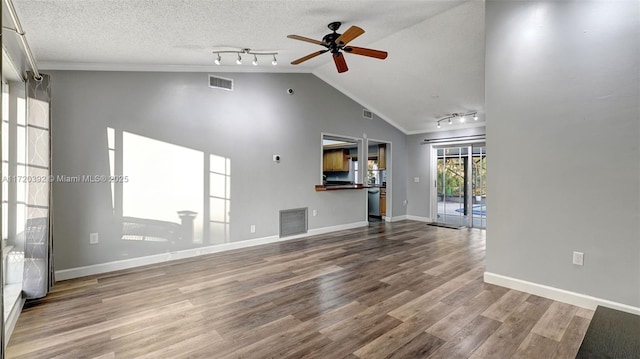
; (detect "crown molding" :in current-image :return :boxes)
[37,61,314,74]
[312,70,410,135]
[405,121,486,135]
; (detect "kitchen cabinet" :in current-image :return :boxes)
[378,144,386,170]
[323,149,349,172]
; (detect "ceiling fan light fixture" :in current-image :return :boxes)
[473,113,479,121]
[460,116,466,123]
[236,53,242,65]
[437,122,441,128]
[448,118,452,125]
[252,55,258,66]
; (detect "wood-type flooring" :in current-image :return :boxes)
[7,221,593,358]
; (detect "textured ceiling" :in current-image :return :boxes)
[10,0,486,134]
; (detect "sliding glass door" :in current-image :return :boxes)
[434,143,486,228]
[436,146,467,227]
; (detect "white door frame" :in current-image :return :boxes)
[366,138,392,221]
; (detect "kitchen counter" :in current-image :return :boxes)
[315,184,366,191]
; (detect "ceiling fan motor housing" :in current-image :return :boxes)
[322,32,342,51]
[323,21,344,52]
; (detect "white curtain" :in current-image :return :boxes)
[22,71,52,299]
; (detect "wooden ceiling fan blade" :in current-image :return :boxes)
[344,46,388,60]
[335,26,364,46]
[333,52,349,73]
[287,34,324,46]
[291,50,327,65]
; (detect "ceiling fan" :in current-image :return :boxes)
[287,22,388,73]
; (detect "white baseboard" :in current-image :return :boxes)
[55,221,368,281]
[484,272,640,315]
[375,215,432,223]
[405,215,432,222]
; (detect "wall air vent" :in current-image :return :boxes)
[208,75,233,91]
[363,109,373,120]
[280,208,308,238]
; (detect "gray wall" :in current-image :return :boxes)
[49,71,407,270]
[485,1,640,306]
[406,134,431,219]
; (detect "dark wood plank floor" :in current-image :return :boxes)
[7,221,592,358]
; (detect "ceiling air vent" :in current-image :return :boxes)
[363,109,373,120]
[208,75,233,91]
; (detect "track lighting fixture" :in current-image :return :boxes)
[435,111,479,128]
[211,48,279,67]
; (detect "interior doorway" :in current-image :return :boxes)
[366,139,390,222]
[432,142,486,228]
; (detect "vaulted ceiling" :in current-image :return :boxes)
[10,0,485,134]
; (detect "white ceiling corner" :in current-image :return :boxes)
[11,0,486,134]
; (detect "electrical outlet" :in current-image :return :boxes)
[414,177,420,183]
[250,224,256,233]
[89,232,99,244]
[312,209,317,216]
[573,251,584,266]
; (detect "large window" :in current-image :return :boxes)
[1,80,27,330]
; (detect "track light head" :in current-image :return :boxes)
[436,110,479,128]
[213,49,279,67]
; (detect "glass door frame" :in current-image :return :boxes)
[430,139,486,228]
[471,144,487,228]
